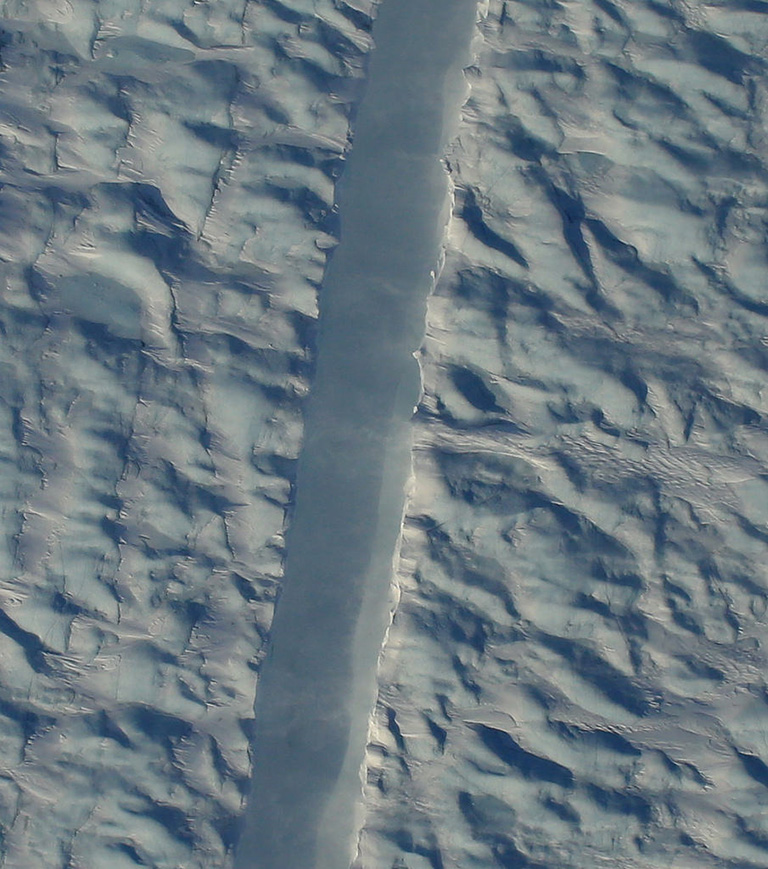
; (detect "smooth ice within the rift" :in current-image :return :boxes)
[232,1,478,867]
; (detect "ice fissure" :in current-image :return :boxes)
[232,1,478,867]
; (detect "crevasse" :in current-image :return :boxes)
[233,1,479,867]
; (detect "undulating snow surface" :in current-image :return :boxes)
[356,2,768,868]
[0,0,374,865]
[3,0,768,867]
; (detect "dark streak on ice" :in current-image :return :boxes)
[233,1,477,867]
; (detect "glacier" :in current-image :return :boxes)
[355,2,768,868]
[0,0,372,865]
[1,0,768,868]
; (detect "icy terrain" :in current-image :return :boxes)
[3,0,768,868]
[356,2,768,868]
[0,0,374,865]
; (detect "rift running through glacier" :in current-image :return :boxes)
[232,1,478,867]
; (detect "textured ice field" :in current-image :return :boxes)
[3,0,768,868]
[356,2,768,868]
[0,0,373,865]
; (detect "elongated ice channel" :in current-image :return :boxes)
[233,1,478,866]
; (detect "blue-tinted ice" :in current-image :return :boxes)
[233,1,477,866]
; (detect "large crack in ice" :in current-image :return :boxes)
[233,1,478,867]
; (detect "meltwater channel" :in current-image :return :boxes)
[233,1,478,866]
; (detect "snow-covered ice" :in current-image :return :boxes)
[0,0,372,865]
[355,2,768,868]
[2,0,768,867]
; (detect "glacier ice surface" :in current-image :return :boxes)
[3,0,768,868]
[355,2,768,868]
[0,0,372,864]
